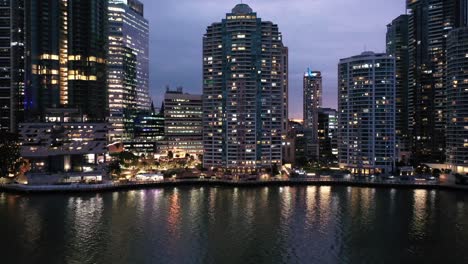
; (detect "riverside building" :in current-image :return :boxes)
[202,4,288,172]
[446,27,468,175]
[338,52,396,175]
[406,0,465,163]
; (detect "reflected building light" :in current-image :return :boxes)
[412,189,428,235]
[167,190,181,236]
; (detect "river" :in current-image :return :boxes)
[1,186,467,263]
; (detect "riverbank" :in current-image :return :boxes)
[1,178,468,194]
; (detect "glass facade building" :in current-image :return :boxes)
[386,14,410,154]
[446,27,468,175]
[0,0,24,132]
[338,52,396,175]
[303,69,322,161]
[124,108,165,156]
[24,0,108,122]
[406,0,460,163]
[108,0,150,142]
[202,4,288,172]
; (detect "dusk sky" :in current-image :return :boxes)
[144,0,406,119]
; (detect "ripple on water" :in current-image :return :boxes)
[1,187,468,264]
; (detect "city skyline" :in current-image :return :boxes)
[145,0,405,118]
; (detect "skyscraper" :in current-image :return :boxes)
[338,52,396,175]
[303,69,322,161]
[203,4,288,172]
[24,0,108,122]
[446,27,468,175]
[386,15,410,156]
[406,0,460,163]
[108,0,150,141]
[0,0,24,132]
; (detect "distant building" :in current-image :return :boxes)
[108,0,150,142]
[24,0,108,122]
[283,120,312,167]
[282,136,295,165]
[0,1,24,132]
[387,15,410,156]
[303,69,322,161]
[338,52,396,175]
[318,108,338,165]
[202,4,288,172]
[163,88,203,157]
[446,27,468,175]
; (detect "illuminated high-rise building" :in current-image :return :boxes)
[202,4,288,171]
[446,27,468,175]
[386,15,410,155]
[303,69,322,161]
[338,52,396,175]
[0,0,24,132]
[108,0,150,141]
[24,0,108,122]
[406,0,463,163]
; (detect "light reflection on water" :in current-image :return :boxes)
[1,187,468,264]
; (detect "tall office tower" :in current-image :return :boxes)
[24,0,108,122]
[108,0,150,141]
[164,88,203,157]
[386,15,410,156]
[203,4,288,172]
[446,27,468,175]
[303,69,322,161]
[0,1,24,132]
[406,0,461,163]
[318,108,338,164]
[338,52,396,175]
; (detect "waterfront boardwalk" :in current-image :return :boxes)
[1,177,468,194]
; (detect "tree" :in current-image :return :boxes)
[107,160,122,179]
[0,132,21,178]
[272,164,280,176]
[432,169,441,177]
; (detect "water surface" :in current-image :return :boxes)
[1,186,467,263]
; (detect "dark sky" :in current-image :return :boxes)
[143,0,406,119]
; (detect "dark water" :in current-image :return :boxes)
[1,186,468,264]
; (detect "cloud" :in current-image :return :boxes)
[142,0,405,118]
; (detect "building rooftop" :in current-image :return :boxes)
[232,4,253,14]
[339,51,391,63]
